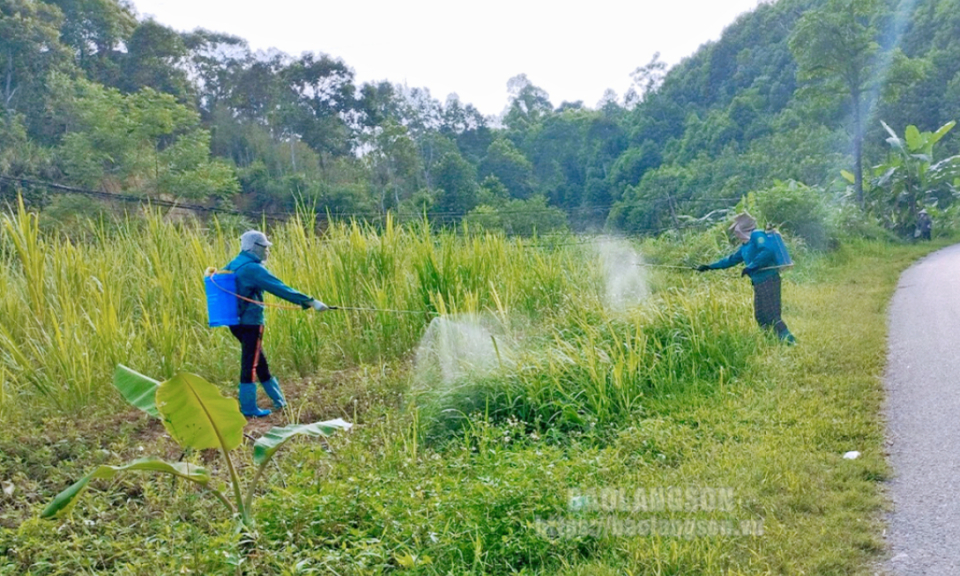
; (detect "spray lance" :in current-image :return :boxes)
[636,227,794,274]
[325,305,432,314]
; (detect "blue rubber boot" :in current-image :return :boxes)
[261,377,286,409]
[238,382,271,418]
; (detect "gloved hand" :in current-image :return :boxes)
[309,299,330,312]
[696,264,710,272]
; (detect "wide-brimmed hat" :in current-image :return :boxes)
[728,212,757,237]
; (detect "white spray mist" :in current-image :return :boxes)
[413,313,513,388]
[595,237,650,312]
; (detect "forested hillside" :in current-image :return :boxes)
[2,0,959,235]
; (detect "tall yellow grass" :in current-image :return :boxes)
[0,201,592,412]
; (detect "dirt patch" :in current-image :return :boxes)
[239,362,409,435]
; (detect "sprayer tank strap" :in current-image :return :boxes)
[209,269,302,311]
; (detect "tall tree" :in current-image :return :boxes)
[122,19,192,100]
[503,74,552,134]
[0,0,71,140]
[479,138,534,199]
[624,52,667,108]
[432,151,477,221]
[47,0,136,85]
[181,29,250,118]
[789,0,919,205]
[281,53,356,157]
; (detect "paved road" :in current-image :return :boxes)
[885,243,960,575]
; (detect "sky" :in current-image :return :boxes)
[129,0,765,116]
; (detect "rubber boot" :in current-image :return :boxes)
[238,382,271,418]
[261,377,286,409]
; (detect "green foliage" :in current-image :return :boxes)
[155,372,246,452]
[788,0,925,203]
[48,0,137,85]
[0,0,72,139]
[418,288,761,441]
[7,0,960,238]
[51,76,239,200]
[828,204,898,242]
[431,151,478,220]
[40,458,211,519]
[464,195,568,236]
[121,19,192,99]
[0,205,601,412]
[42,365,350,526]
[753,180,832,250]
[480,138,534,199]
[1,215,948,574]
[865,120,960,234]
[112,365,159,418]
[252,421,351,466]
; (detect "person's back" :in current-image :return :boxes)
[225,250,311,326]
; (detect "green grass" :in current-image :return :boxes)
[0,206,949,575]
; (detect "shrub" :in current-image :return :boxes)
[752,180,832,250]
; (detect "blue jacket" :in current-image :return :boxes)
[224,251,313,325]
[707,230,778,285]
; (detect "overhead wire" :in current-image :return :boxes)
[0,175,743,228]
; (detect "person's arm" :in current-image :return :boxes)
[248,264,314,308]
[705,246,745,270]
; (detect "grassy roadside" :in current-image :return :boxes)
[608,238,952,574]
[0,238,949,575]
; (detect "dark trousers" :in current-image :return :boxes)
[753,275,790,339]
[229,324,272,384]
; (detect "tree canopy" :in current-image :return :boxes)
[3,0,960,236]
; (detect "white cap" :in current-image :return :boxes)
[240,230,272,252]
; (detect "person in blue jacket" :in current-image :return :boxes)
[697,213,795,343]
[224,230,329,417]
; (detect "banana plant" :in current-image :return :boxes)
[42,365,351,526]
[847,120,960,235]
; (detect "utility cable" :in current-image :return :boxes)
[1,174,743,224]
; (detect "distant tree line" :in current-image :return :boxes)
[1,0,959,235]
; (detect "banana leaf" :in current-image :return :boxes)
[156,373,246,452]
[253,419,352,466]
[905,125,922,151]
[113,365,160,418]
[41,458,209,519]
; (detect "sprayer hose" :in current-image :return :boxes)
[208,273,303,311]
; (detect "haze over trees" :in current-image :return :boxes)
[2,0,959,235]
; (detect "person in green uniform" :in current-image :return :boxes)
[697,213,795,343]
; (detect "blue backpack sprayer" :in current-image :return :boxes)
[764,228,793,270]
[204,269,240,327]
